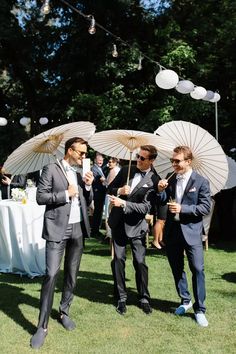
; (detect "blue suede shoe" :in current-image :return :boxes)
[175,301,192,315]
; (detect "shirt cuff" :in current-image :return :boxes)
[65,190,70,202]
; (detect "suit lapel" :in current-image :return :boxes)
[56,160,69,188]
[129,171,153,197]
[181,171,196,202]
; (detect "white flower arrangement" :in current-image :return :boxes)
[11,188,27,201]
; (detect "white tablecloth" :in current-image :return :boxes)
[0,199,46,277]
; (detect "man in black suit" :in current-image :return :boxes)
[158,146,211,327]
[0,171,27,199]
[91,153,107,238]
[30,137,94,349]
[107,145,161,315]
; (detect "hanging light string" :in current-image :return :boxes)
[40,0,220,102]
[43,0,160,67]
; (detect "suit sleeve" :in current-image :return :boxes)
[124,188,155,216]
[107,168,126,196]
[36,165,67,205]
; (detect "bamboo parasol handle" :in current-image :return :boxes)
[126,151,133,185]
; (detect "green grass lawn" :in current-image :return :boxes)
[0,238,236,354]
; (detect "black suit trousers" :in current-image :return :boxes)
[112,226,150,303]
[165,223,206,313]
[38,222,83,329]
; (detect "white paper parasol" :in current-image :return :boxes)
[88,129,174,183]
[153,120,228,196]
[3,121,95,175]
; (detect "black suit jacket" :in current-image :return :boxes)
[0,174,27,199]
[36,161,93,242]
[107,165,161,239]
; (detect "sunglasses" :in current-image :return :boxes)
[136,153,150,161]
[170,158,186,164]
[71,148,87,157]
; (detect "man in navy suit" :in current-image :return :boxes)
[107,145,161,315]
[30,137,94,349]
[158,146,211,327]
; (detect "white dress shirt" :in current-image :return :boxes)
[62,160,82,224]
[130,168,151,193]
[175,168,193,203]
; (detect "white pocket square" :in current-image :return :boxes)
[189,187,196,192]
[143,184,149,188]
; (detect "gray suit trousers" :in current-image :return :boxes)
[38,222,83,329]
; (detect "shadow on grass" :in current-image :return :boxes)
[209,240,236,252]
[0,283,39,334]
[222,272,236,283]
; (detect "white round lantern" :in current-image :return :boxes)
[39,117,49,125]
[202,90,215,101]
[190,86,207,100]
[0,117,8,126]
[20,116,31,126]
[176,80,194,94]
[209,92,221,103]
[155,69,179,89]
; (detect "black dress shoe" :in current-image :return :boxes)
[59,314,76,331]
[30,327,48,349]
[116,301,127,315]
[139,302,152,315]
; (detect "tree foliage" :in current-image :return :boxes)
[0,0,235,163]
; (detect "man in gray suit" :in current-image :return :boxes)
[107,145,161,315]
[30,137,94,349]
[158,146,211,327]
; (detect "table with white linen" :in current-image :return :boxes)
[0,199,46,277]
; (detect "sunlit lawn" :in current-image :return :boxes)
[0,238,235,354]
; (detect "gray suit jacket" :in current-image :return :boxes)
[107,165,160,239]
[36,161,93,242]
[162,171,211,245]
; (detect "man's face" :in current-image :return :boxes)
[171,152,191,174]
[136,149,153,171]
[96,156,103,167]
[68,143,87,166]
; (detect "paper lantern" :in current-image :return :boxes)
[176,80,194,94]
[190,86,207,100]
[209,92,221,103]
[155,69,179,89]
[202,90,215,101]
[39,117,49,125]
[0,117,8,126]
[20,117,31,126]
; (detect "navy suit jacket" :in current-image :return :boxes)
[107,165,161,239]
[162,170,211,245]
[36,161,93,242]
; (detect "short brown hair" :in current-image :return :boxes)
[174,146,193,160]
[65,137,87,154]
[140,145,158,160]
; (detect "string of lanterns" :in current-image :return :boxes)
[39,0,220,104]
[0,1,220,128]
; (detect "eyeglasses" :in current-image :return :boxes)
[71,148,87,157]
[108,160,114,163]
[170,158,187,164]
[136,153,150,161]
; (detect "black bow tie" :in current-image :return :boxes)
[136,169,146,178]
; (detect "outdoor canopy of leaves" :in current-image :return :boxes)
[0,0,235,163]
